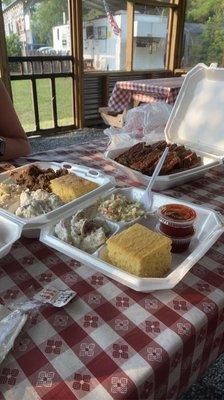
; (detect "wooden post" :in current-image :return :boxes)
[31,77,40,131]
[69,0,84,128]
[0,3,12,97]
[126,1,134,71]
[175,0,187,69]
[166,0,187,72]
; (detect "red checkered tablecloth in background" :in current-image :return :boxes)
[108,77,184,113]
[1,137,224,400]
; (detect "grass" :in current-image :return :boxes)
[12,78,74,132]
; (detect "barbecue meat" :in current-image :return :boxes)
[115,142,151,166]
[114,141,201,175]
[180,151,200,168]
[12,165,68,192]
[168,143,178,151]
[115,143,144,166]
[130,149,162,173]
[151,140,167,151]
[160,152,181,174]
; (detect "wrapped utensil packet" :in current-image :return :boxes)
[0,287,77,365]
[0,306,27,364]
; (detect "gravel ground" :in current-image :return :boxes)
[29,128,106,153]
[180,354,224,400]
[28,128,224,400]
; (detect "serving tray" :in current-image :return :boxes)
[40,187,224,292]
[0,161,114,236]
[105,64,224,190]
[105,146,220,190]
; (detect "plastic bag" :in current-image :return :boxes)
[124,102,172,135]
[104,102,172,152]
[0,287,77,365]
[0,302,36,365]
[141,102,172,135]
[104,127,142,151]
[0,308,27,364]
[123,106,147,135]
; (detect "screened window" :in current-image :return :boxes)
[82,0,127,71]
[133,4,169,70]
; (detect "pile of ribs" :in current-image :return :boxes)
[114,140,201,176]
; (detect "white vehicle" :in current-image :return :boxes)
[36,46,56,55]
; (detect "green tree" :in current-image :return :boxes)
[31,0,105,45]
[31,0,68,45]
[186,0,224,66]
[202,5,224,65]
[6,33,22,56]
[2,0,13,6]
[186,0,217,23]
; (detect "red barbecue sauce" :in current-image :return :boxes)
[157,204,197,253]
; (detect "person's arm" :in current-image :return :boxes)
[0,80,31,161]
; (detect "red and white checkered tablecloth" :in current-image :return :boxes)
[1,137,224,400]
[108,77,184,113]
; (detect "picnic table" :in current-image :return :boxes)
[108,77,184,113]
[1,136,224,400]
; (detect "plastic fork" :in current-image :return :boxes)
[141,146,169,210]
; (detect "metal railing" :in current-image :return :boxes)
[9,55,76,134]
[9,55,174,133]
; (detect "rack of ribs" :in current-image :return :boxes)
[114,141,201,175]
[115,142,151,166]
[150,140,167,151]
[180,150,200,168]
[130,149,163,173]
[160,152,181,174]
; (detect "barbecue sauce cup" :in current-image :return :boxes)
[157,204,197,253]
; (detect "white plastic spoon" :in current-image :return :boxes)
[141,146,169,209]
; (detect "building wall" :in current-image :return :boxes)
[4,2,25,39]
[3,1,33,54]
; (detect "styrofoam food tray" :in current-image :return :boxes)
[0,215,22,258]
[40,187,224,292]
[105,146,219,190]
[105,63,224,190]
[0,161,114,237]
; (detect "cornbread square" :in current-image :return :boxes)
[106,223,172,278]
[50,173,99,203]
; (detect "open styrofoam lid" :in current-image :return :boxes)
[165,63,224,156]
[0,213,22,257]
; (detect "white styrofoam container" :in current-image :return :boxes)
[0,161,114,237]
[40,187,224,292]
[105,63,224,190]
[0,215,22,258]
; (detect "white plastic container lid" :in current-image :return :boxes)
[0,215,22,258]
[165,63,224,157]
